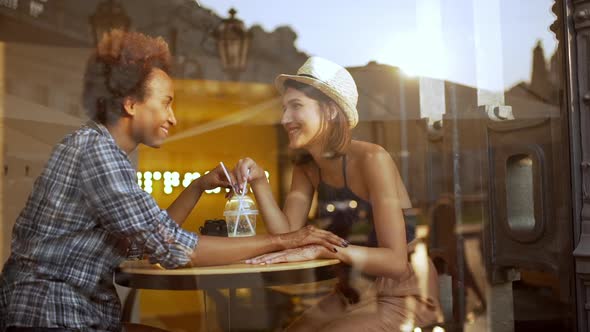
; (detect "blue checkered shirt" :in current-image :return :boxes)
[0,122,198,331]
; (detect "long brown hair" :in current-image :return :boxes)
[283,79,351,164]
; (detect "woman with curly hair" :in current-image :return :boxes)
[0,31,345,332]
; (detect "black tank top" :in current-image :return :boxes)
[315,154,414,247]
[315,155,378,247]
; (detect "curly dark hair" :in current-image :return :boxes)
[82,29,172,124]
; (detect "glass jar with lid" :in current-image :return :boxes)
[223,194,258,237]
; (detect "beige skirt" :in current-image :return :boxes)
[286,254,442,332]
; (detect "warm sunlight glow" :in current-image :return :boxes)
[402,241,430,331]
[411,241,430,299]
[379,0,447,80]
[400,320,416,332]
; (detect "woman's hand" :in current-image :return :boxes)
[245,245,335,264]
[233,157,267,191]
[275,225,348,252]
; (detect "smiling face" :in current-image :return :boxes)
[128,68,176,148]
[281,87,326,150]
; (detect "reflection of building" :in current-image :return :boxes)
[0,0,307,82]
[1,44,90,259]
[325,41,563,211]
[508,41,561,108]
[299,40,569,330]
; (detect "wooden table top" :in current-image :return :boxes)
[115,259,341,290]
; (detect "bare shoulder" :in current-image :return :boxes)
[349,140,392,168]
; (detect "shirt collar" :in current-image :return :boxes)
[86,120,130,158]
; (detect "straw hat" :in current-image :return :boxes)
[275,56,359,128]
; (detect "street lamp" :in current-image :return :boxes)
[89,0,131,46]
[213,8,251,81]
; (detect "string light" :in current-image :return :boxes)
[137,170,271,195]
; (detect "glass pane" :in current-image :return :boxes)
[0,1,572,331]
[506,154,535,233]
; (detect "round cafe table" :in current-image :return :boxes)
[115,259,341,331]
[115,258,340,290]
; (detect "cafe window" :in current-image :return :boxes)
[0,1,575,331]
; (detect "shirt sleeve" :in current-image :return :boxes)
[79,138,198,269]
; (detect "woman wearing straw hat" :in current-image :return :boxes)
[233,57,441,331]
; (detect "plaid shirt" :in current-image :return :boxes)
[0,122,198,331]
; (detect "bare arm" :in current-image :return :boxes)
[165,179,204,226]
[174,162,345,267]
[166,165,232,225]
[247,148,409,279]
[235,159,314,234]
[189,234,282,266]
[330,147,408,278]
[189,225,346,266]
[333,148,408,278]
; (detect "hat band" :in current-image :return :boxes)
[298,73,318,80]
[298,73,331,86]
[296,73,350,108]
